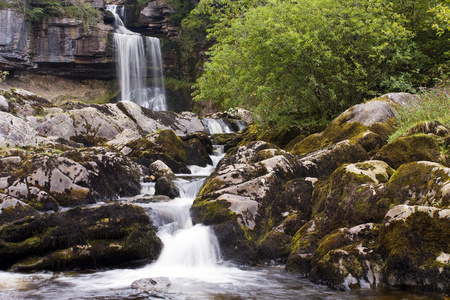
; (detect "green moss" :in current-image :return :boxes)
[198,177,226,195]
[384,161,450,207]
[377,210,450,276]
[374,134,441,169]
[290,120,368,155]
[151,130,186,162]
[191,199,236,225]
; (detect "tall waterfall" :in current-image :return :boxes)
[107,5,167,111]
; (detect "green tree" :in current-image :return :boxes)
[193,0,417,128]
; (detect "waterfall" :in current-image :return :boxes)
[145,37,168,111]
[203,118,234,134]
[107,5,167,111]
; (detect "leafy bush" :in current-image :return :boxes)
[193,0,419,129]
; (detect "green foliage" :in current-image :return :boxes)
[430,3,450,35]
[193,0,418,129]
[25,0,64,21]
[389,83,450,141]
[0,70,8,83]
[65,3,101,32]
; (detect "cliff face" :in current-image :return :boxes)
[0,8,115,79]
[0,0,183,80]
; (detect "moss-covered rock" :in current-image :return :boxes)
[382,161,450,208]
[183,137,212,167]
[210,133,242,153]
[0,195,38,226]
[378,205,450,292]
[289,98,398,156]
[1,147,142,210]
[191,141,304,263]
[310,160,394,235]
[0,204,162,271]
[297,140,370,178]
[373,134,441,169]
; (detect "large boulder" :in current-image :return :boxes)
[0,111,39,148]
[381,161,450,208]
[191,141,309,263]
[0,204,162,271]
[373,134,442,169]
[287,95,413,156]
[2,147,141,210]
[377,205,450,292]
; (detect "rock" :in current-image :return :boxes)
[1,204,162,271]
[377,205,450,292]
[181,131,213,155]
[306,223,381,290]
[407,120,450,137]
[0,194,38,225]
[373,134,442,169]
[183,137,212,167]
[191,141,305,263]
[155,176,180,199]
[107,129,142,149]
[0,9,30,70]
[0,95,9,112]
[149,160,175,181]
[309,160,393,237]
[0,111,39,147]
[131,277,171,292]
[289,97,398,156]
[1,147,141,209]
[382,161,450,208]
[297,140,370,178]
[210,132,241,152]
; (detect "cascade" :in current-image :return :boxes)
[107,5,167,111]
[202,118,234,134]
[145,37,168,111]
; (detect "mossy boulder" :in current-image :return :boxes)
[155,176,180,199]
[289,97,400,156]
[183,137,212,167]
[381,161,450,208]
[373,134,442,169]
[181,131,213,155]
[191,141,306,263]
[210,133,242,153]
[0,195,38,226]
[239,124,307,149]
[307,223,381,290]
[0,204,162,271]
[2,147,142,210]
[297,140,370,178]
[378,205,450,292]
[148,130,187,163]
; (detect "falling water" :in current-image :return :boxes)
[145,37,168,111]
[107,5,167,110]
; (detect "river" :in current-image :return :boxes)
[0,146,441,300]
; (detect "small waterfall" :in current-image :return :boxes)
[203,118,234,134]
[107,5,168,111]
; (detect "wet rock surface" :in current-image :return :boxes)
[0,204,162,271]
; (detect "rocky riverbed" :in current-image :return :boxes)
[0,87,449,296]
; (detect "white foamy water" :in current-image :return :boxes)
[107,5,167,111]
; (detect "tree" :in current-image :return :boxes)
[193,0,417,128]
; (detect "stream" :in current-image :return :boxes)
[0,147,441,300]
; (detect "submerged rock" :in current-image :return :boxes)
[131,277,171,292]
